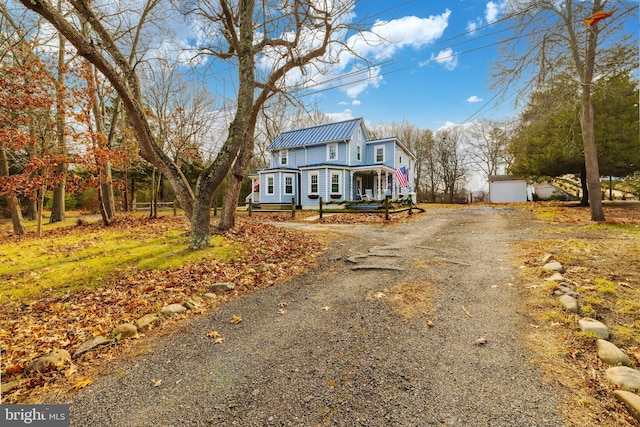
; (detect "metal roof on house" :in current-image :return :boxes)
[268,118,363,150]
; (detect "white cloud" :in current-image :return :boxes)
[426,48,458,71]
[352,99,361,105]
[485,1,505,24]
[325,109,355,122]
[466,18,482,34]
[342,65,383,99]
[327,9,451,97]
[347,11,451,61]
[467,95,483,103]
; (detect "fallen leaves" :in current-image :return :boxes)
[229,315,243,324]
[207,331,224,344]
[72,378,93,390]
[0,215,326,403]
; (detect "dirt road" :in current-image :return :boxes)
[70,206,565,426]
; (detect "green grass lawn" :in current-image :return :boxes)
[0,214,240,303]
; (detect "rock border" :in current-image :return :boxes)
[543,254,640,422]
[3,282,236,396]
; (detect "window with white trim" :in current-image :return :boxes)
[330,172,340,194]
[284,174,294,195]
[309,173,319,194]
[356,144,361,161]
[280,150,288,166]
[266,174,275,195]
[327,143,337,161]
[375,146,384,163]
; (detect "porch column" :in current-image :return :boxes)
[376,169,382,199]
[349,170,354,200]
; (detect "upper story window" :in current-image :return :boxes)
[375,146,385,163]
[280,150,288,166]
[356,144,361,161]
[266,175,275,195]
[327,143,338,161]
[309,173,319,194]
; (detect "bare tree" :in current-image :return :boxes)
[435,128,469,203]
[466,118,514,181]
[20,0,362,248]
[493,0,638,221]
[184,0,363,233]
[370,121,437,202]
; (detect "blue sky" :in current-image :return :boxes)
[307,0,515,130]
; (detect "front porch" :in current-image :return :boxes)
[351,166,396,201]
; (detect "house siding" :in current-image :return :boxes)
[253,118,417,210]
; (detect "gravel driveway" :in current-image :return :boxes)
[69,206,565,426]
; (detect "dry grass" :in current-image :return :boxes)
[514,201,640,427]
[367,281,436,324]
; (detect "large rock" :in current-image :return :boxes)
[559,295,579,314]
[183,296,204,310]
[112,323,138,339]
[614,390,640,422]
[137,314,160,330]
[210,282,235,292]
[544,272,565,282]
[596,339,633,366]
[542,261,565,274]
[606,366,640,390]
[578,317,609,339]
[161,303,187,316]
[74,336,112,357]
[27,349,71,373]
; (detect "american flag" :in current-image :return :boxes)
[395,167,408,188]
[252,178,260,190]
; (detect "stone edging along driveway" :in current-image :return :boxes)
[543,257,640,422]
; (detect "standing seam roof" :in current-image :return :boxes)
[268,118,363,150]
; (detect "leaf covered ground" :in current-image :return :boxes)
[514,202,640,426]
[0,214,329,403]
[1,202,639,427]
[0,209,419,404]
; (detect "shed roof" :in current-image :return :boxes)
[268,118,363,150]
[489,175,526,182]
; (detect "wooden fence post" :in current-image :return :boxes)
[173,200,177,216]
[248,199,252,217]
[409,199,413,215]
[213,199,218,217]
[384,196,390,220]
[291,197,296,219]
[319,197,323,219]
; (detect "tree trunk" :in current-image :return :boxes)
[580,163,589,206]
[122,168,130,211]
[219,125,256,231]
[50,13,67,223]
[189,0,256,248]
[35,186,45,237]
[0,143,26,235]
[100,164,116,220]
[97,180,111,226]
[27,200,37,220]
[579,25,605,221]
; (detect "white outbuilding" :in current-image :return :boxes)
[489,175,529,203]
